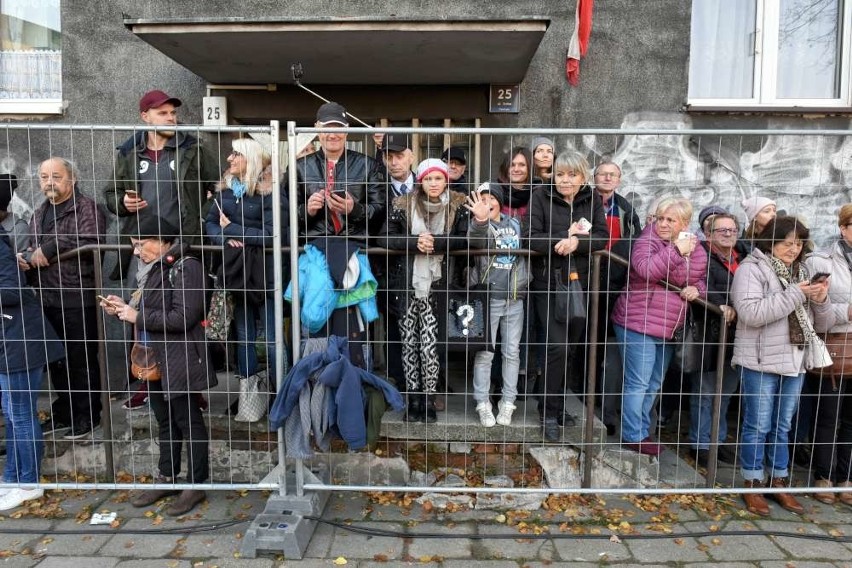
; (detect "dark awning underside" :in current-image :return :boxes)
[125,18,549,85]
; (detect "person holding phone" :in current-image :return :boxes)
[611,197,707,456]
[206,138,283,395]
[101,216,215,516]
[803,205,852,507]
[732,216,834,516]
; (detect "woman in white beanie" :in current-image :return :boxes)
[741,196,777,246]
[379,158,470,423]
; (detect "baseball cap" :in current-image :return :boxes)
[383,133,411,153]
[441,146,467,165]
[139,90,182,113]
[316,102,349,126]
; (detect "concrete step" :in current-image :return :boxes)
[380,394,608,445]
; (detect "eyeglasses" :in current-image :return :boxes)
[595,172,621,179]
[711,227,737,235]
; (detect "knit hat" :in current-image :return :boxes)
[698,205,728,230]
[0,174,18,212]
[130,216,180,242]
[476,182,504,207]
[416,158,448,182]
[531,136,555,153]
[741,196,776,222]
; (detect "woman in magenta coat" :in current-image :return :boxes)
[611,197,708,456]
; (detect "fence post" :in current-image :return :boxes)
[706,316,730,487]
[92,248,115,482]
[583,252,603,488]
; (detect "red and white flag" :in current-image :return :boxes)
[566,0,594,86]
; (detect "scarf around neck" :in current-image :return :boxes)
[768,254,813,348]
[411,191,449,298]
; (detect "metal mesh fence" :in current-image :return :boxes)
[0,123,850,508]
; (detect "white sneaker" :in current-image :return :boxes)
[0,488,44,511]
[476,401,496,427]
[496,400,517,426]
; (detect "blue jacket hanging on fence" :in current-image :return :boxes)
[284,243,379,333]
[269,335,404,458]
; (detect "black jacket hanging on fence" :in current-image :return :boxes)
[215,245,267,306]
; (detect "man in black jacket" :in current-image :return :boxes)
[687,206,747,467]
[293,102,384,241]
[592,159,642,435]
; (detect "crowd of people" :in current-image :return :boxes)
[0,92,850,518]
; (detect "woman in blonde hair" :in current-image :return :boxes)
[206,137,280,387]
[611,197,707,456]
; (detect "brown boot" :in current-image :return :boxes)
[768,477,804,514]
[130,488,180,508]
[742,479,770,517]
[838,480,852,507]
[812,478,836,505]
[166,489,206,517]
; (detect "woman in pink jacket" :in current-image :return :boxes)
[611,197,708,456]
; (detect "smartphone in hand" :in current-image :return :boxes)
[810,272,831,284]
[97,295,119,308]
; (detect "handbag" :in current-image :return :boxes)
[130,329,161,382]
[822,332,852,378]
[205,288,234,342]
[670,307,705,374]
[805,334,834,371]
[234,370,268,422]
[444,284,489,348]
[552,268,587,343]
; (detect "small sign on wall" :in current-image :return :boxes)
[203,96,227,126]
[489,84,520,113]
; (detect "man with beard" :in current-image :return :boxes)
[103,90,218,281]
[19,158,105,439]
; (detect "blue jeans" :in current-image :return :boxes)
[614,325,674,443]
[689,366,741,449]
[738,366,804,481]
[473,298,524,404]
[233,297,276,379]
[0,367,44,483]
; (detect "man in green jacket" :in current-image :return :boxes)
[103,89,219,280]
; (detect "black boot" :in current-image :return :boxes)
[424,395,438,423]
[404,395,424,422]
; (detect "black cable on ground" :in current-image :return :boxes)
[0,518,247,535]
[307,516,852,544]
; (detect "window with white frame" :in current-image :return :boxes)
[0,0,62,114]
[688,0,852,109]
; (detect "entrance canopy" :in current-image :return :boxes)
[125,17,549,85]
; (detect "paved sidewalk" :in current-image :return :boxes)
[1,487,851,566]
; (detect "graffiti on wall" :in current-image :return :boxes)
[583,112,852,247]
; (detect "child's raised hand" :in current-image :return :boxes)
[464,191,490,223]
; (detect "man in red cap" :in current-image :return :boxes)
[103,89,218,282]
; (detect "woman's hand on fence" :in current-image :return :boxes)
[720,304,737,324]
[680,285,700,302]
[554,236,578,256]
[417,232,435,254]
[464,191,490,223]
